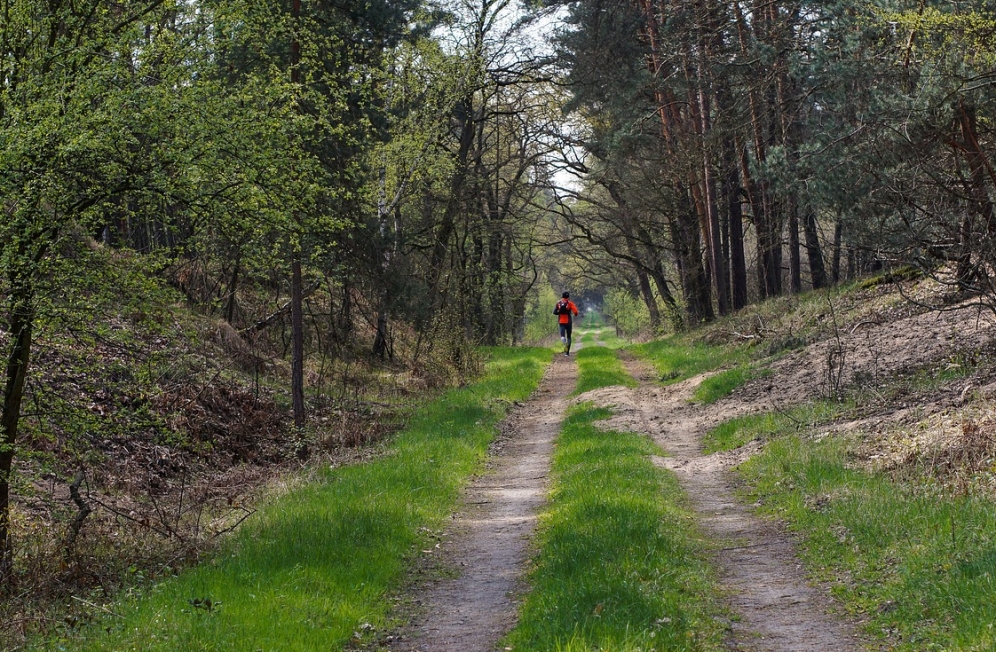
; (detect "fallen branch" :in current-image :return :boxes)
[64,472,92,562]
[71,595,122,618]
[242,282,321,334]
[89,495,174,539]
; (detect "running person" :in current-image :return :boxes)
[554,292,579,356]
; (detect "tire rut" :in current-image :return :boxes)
[389,355,577,652]
[585,356,865,652]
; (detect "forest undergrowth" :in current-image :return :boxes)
[1,249,489,650]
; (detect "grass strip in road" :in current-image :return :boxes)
[42,347,550,652]
[503,405,724,652]
[505,352,723,652]
[739,434,996,651]
[573,346,637,395]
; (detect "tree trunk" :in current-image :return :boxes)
[0,289,34,582]
[430,96,477,300]
[289,0,305,431]
[290,252,305,429]
[648,258,682,329]
[804,210,828,289]
[956,99,996,288]
[727,161,748,309]
[636,266,662,331]
[832,216,843,285]
[225,249,241,325]
[372,307,391,360]
[673,189,714,325]
[788,203,802,293]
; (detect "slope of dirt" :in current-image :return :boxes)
[738,300,996,408]
[386,355,577,652]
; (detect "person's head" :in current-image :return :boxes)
[562,291,570,299]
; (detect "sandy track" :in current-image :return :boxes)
[577,357,864,651]
[389,355,577,652]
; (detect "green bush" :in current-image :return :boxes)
[522,284,561,344]
[602,289,650,338]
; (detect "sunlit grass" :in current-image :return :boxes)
[629,336,747,384]
[740,435,996,651]
[574,347,636,395]
[703,400,852,454]
[692,365,770,404]
[503,404,724,652]
[43,348,551,652]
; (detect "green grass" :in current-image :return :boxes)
[702,400,851,454]
[589,326,628,349]
[573,346,637,395]
[502,404,724,652]
[630,336,746,385]
[739,434,996,651]
[43,347,551,652]
[692,364,770,404]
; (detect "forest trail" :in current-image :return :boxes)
[387,355,578,652]
[386,303,996,651]
[580,356,863,651]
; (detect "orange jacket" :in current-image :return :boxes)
[554,299,579,325]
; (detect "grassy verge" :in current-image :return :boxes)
[692,364,770,404]
[739,435,996,651]
[573,346,637,395]
[504,349,724,651]
[702,400,852,455]
[502,404,724,652]
[592,327,628,349]
[41,347,550,652]
[630,336,747,385]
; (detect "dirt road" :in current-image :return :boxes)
[392,347,867,651]
[579,356,863,651]
[389,355,577,652]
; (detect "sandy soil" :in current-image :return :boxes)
[739,299,996,409]
[386,355,578,652]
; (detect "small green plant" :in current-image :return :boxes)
[503,404,724,651]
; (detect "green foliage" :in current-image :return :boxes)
[574,347,637,395]
[602,289,651,339]
[40,347,550,651]
[739,434,996,651]
[502,404,724,651]
[877,7,996,61]
[521,284,562,344]
[580,309,608,330]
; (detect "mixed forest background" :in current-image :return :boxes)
[4,0,996,616]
